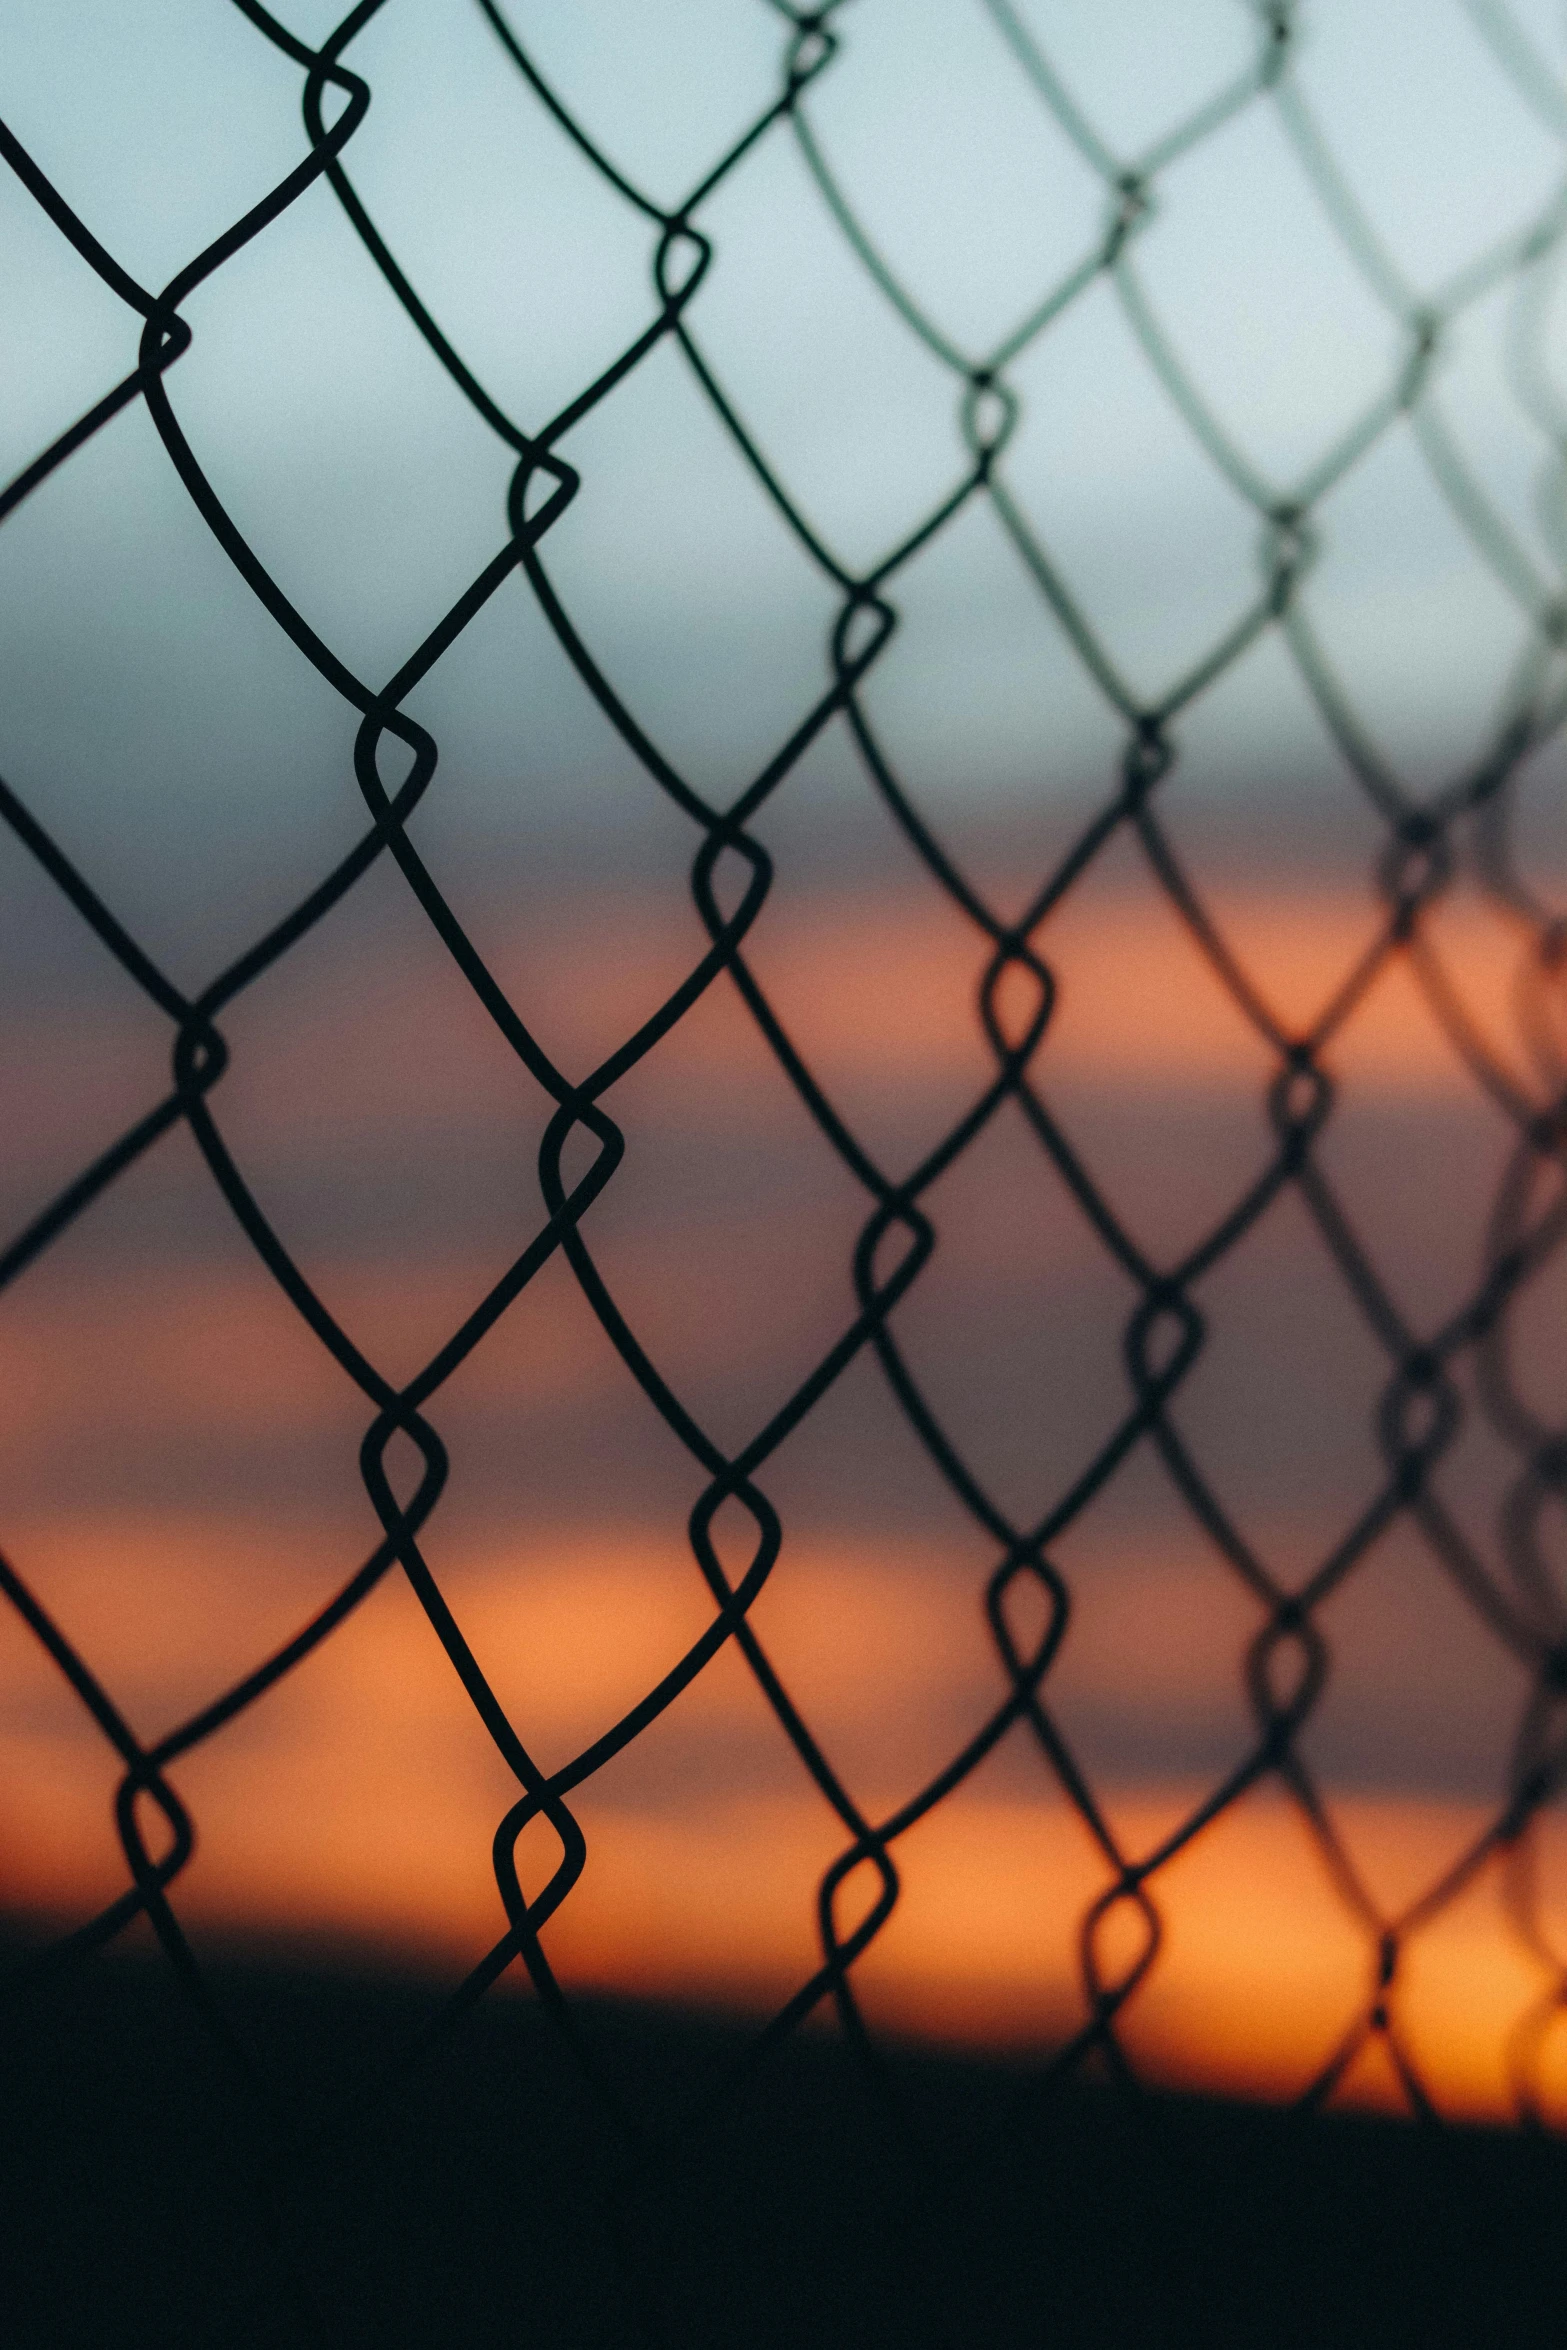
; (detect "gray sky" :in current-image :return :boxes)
[6,0,1567,935]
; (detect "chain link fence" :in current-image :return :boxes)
[5,0,1567,2339]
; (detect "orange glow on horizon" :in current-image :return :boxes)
[5,1520,1565,2131]
[3,876,1562,2129]
[491,877,1552,1099]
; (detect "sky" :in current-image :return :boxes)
[6,0,1567,919]
[4,0,1567,2123]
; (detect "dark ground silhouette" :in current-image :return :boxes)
[3,1923,1565,2350]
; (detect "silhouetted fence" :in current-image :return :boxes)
[4,4,1567,2343]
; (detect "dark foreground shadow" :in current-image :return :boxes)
[2,1925,1564,2350]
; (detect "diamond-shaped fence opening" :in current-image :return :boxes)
[4,4,1567,2345]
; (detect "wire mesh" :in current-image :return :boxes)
[4,0,1567,2340]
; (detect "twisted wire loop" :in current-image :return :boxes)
[4,0,1567,2330]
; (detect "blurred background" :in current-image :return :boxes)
[4,0,1567,2127]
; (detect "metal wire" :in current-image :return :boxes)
[4,0,1567,2340]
